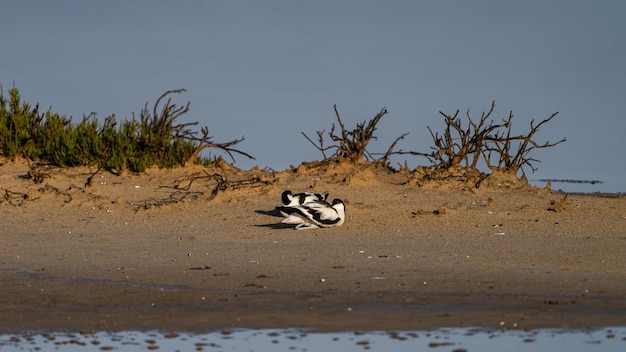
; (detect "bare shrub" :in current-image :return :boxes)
[485,110,565,178]
[415,101,565,186]
[411,101,506,181]
[302,104,408,165]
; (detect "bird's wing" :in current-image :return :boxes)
[303,202,340,224]
[281,214,306,225]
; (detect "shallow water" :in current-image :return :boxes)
[1,327,624,352]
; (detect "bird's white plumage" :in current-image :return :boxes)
[277,198,345,230]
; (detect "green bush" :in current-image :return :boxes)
[0,85,253,173]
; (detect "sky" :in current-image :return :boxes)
[2,1,625,193]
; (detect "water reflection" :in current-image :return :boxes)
[1,327,624,351]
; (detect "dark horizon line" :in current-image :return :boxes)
[537,179,604,185]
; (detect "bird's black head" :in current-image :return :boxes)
[281,190,293,204]
[332,199,344,205]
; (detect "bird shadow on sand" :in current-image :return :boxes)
[254,223,294,230]
[255,209,283,217]
[254,209,294,230]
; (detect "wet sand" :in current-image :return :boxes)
[1,160,626,333]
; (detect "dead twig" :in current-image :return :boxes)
[487,111,566,178]
[301,129,334,159]
[186,127,255,164]
[302,105,408,165]
[141,170,272,210]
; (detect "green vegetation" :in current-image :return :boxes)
[1,83,564,190]
[0,86,253,173]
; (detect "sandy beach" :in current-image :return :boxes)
[1,159,625,333]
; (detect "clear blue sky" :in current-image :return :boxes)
[2,1,625,192]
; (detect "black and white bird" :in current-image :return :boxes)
[276,198,346,230]
[281,190,329,207]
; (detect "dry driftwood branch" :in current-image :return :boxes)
[466,102,508,170]
[20,156,51,184]
[487,111,566,175]
[84,162,107,188]
[151,88,191,132]
[186,127,255,164]
[138,89,190,153]
[375,132,410,165]
[2,189,26,205]
[301,129,334,159]
[147,169,272,209]
[140,89,192,143]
